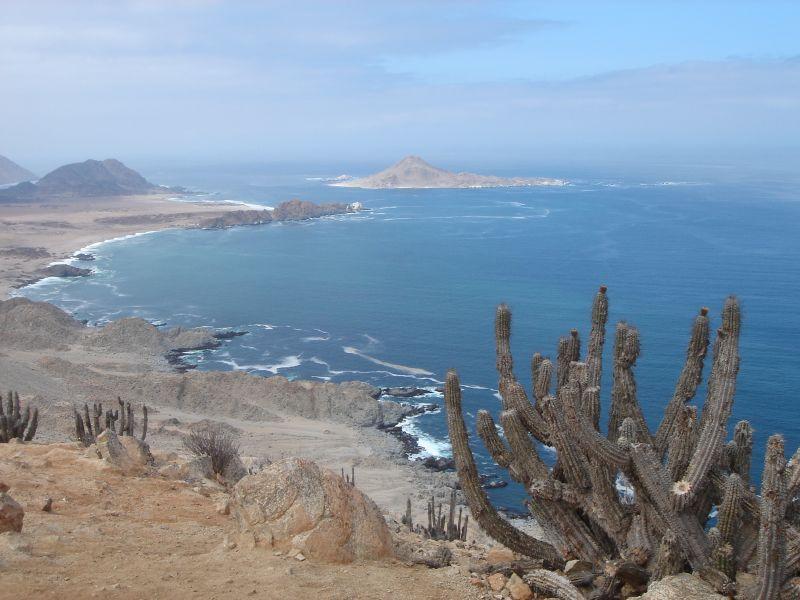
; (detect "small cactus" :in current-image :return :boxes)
[74,400,148,446]
[0,391,38,442]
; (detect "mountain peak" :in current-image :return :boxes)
[0,154,36,185]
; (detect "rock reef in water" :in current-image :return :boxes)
[197,198,361,229]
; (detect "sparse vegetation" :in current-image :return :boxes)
[74,398,148,446]
[445,287,800,598]
[0,390,38,442]
[402,489,468,542]
[184,422,240,476]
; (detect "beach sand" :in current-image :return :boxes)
[0,194,239,297]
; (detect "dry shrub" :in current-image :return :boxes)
[183,422,240,475]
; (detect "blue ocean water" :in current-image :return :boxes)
[19,164,800,511]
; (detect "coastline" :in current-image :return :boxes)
[0,192,465,531]
[0,193,243,298]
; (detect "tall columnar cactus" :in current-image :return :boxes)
[0,390,38,442]
[74,400,148,446]
[444,287,800,597]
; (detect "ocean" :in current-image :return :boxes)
[18,162,800,511]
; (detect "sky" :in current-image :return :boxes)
[1,0,799,171]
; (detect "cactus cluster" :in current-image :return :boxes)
[402,490,469,542]
[0,391,38,442]
[445,287,800,598]
[74,397,147,446]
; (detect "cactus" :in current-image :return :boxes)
[755,435,788,600]
[74,400,148,446]
[445,287,800,595]
[0,391,38,442]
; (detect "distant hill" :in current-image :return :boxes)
[0,158,157,201]
[0,155,36,185]
[332,155,567,189]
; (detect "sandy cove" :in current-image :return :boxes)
[0,193,242,297]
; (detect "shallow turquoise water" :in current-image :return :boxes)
[20,166,800,511]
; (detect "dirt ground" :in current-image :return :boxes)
[0,441,486,600]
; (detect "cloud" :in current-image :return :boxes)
[0,2,797,164]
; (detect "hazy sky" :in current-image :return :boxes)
[2,0,799,169]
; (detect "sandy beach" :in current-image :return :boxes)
[0,194,244,297]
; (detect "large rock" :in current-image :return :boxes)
[96,430,152,473]
[630,574,725,599]
[0,484,24,533]
[231,457,392,563]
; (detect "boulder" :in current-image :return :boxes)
[630,574,725,599]
[231,457,392,563]
[0,487,24,533]
[96,430,136,470]
[486,545,515,565]
[506,573,533,600]
[119,435,154,466]
[487,573,507,592]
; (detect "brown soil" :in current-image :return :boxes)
[0,441,484,600]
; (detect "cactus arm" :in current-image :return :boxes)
[755,435,788,600]
[608,324,652,444]
[444,370,564,568]
[475,410,512,469]
[540,394,592,488]
[525,569,584,600]
[23,408,38,441]
[585,285,609,390]
[504,380,550,443]
[628,442,709,569]
[141,405,148,441]
[495,304,514,388]
[499,409,550,480]
[654,308,710,456]
[715,474,743,579]
[666,406,698,482]
[561,382,629,469]
[556,329,581,394]
[534,358,553,401]
[786,446,800,498]
[675,298,741,510]
[652,529,686,580]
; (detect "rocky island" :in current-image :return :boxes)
[333,155,567,189]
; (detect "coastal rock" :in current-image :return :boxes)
[381,386,430,398]
[231,457,393,563]
[0,487,25,533]
[84,317,218,355]
[197,199,357,230]
[73,253,95,261]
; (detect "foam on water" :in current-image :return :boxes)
[342,346,433,377]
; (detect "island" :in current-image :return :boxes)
[332,155,567,189]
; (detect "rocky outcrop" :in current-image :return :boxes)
[231,457,393,563]
[197,199,357,230]
[0,483,24,533]
[84,317,218,355]
[0,297,83,349]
